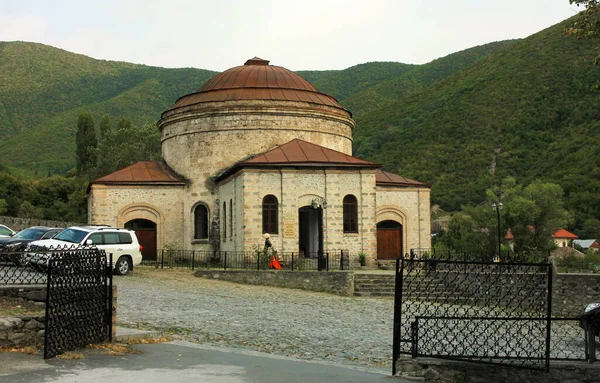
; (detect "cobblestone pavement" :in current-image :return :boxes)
[116,268,394,369]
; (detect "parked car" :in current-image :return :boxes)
[0,224,16,238]
[0,226,62,265]
[580,301,600,337]
[26,226,143,275]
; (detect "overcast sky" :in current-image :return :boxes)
[0,0,583,71]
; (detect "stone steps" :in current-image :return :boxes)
[353,273,464,297]
[354,274,396,297]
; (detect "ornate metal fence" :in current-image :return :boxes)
[0,249,47,285]
[44,249,112,359]
[392,257,553,373]
[141,250,350,271]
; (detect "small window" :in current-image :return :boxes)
[104,233,119,244]
[262,195,278,234]
[118,232,133,244]
[230,199,233,237]
[343,195,358,233]
[88,233,103,245]
[0,226,12,236]
[41,230,60,239]
[194,204,209,240]
[223,202,227,241]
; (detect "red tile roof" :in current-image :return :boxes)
[242,139,378,167]
[552,228,578,239]
[216,139,428,189]
[90,161,185,185]
[165,58,348,115]
[375,170,430,188]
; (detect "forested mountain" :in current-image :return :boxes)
[0,42,216,175]
[0,14,599,234]
[350,17,600,232]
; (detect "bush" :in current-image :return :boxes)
[555,251,600,273]
[358,253,367,266]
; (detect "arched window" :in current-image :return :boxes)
[223,202,227,241]
[194,205,209,240]
[230,199,233,237]
[343,195,358,233]
[262,195,278,234]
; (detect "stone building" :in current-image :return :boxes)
[88,57,431,264]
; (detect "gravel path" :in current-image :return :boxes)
[115,268,394,368]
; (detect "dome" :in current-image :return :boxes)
[166,57,347,113]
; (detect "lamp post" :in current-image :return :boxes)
[492,202,503,257]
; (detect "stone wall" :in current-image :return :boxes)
[88,184,185,250]
[238,169,379,263]
[376,186,431,255]
[0,286,46,347]
[403,266,599,317]
[194,270,354,296]
[0,286,47,303]
[0,216,82,232]
[0,316,45,347]
[0,285,118,347]
[553,272,600,316]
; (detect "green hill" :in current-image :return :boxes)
[0,41,508,176]
[0,42,217,175]
[352,17,600,230]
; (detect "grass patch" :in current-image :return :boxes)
[0,336,168,358]
[0,345,41,354]
[0,297,44,317]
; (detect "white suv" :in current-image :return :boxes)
[27,226,143,275]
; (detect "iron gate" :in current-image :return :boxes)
[392,257,552,373]
[44,249,112,359]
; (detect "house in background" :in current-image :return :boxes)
[505,227,580,250]
[552,229,579,248]
[573,239,600,252]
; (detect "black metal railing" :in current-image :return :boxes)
[140,250,351,271]
[44,249,112,359]
[0,248,48,285]
[393,258,553,372]
[408,248,550,263]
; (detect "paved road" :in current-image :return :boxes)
[116,268,395,369]
[0,341,405,383]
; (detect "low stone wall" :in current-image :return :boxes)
[0,286,47,305]
[0,316,45,346]
[0,285,118,348]
[553,273,600,316]
[0,215,83,231]
[0,286,46,346]
[194,270,354,296]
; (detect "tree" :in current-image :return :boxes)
[566,1,600,63]
[99,115,112,140]
[117,117,133,131]
[18,201,42,219]
[435,177,573,256]
[93,121,161,179]
[75,112,97,176]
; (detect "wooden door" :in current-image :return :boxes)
[135,229,156,261]
[377,221,402,260]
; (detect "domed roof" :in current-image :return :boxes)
[166,57,348,113]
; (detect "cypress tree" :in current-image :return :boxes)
[75,112,97,176]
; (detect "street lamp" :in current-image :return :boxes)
[492,202,503,257]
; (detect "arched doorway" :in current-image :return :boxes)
[125,219,157,261]
[377,220,403,260]
[298,206,323,258]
